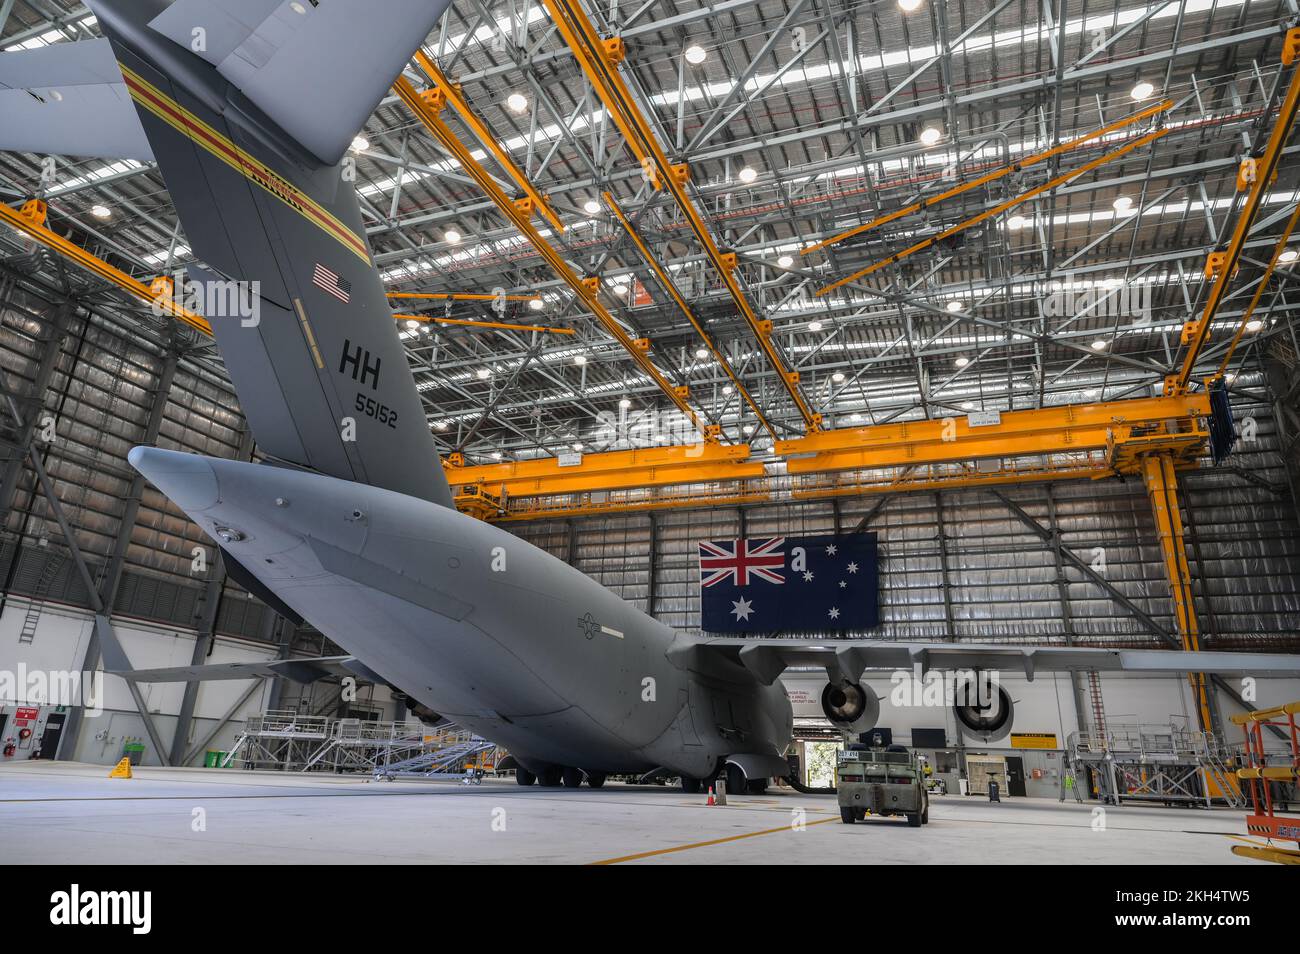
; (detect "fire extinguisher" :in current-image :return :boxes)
[2,738,15,757]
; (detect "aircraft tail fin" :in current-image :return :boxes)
[93,0,453,507]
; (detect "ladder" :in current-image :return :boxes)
[17,551,65,644]
[1086,670,1107,738]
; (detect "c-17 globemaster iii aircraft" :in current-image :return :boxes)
[5,0,1297,791]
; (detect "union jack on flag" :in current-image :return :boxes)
[698,537,786,588]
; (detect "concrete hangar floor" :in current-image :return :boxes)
[0,762,1252,865]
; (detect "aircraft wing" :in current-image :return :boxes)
[0,37,154,160]
[145,0,446,165]
[107,655,364,684]
[686,638,1300,686]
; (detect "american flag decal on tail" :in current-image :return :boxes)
[313,263,352,303]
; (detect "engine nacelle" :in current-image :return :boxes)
[821,680,880,735]
[952,673,1015,743]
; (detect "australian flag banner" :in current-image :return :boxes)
[697,533,879,633]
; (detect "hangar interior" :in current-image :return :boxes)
[2,0,1300,864]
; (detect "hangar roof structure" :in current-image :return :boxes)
[3,0,1296,465]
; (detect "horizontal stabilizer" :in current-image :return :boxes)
[108,654,369,685]
[146,0,453,164]
[0,38,153,160]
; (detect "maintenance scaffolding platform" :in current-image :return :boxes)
[221,710,500,779]
[1062,722,1244,808]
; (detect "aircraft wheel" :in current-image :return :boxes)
[515,768,536,786]
[746,778,768,795]
[586,772,607,788]
[537,766,562,787]
[680,776,702,794]
[840,807,855,824]
[561,766,584,788]
[906,812,922,827]
[725,763,746,797]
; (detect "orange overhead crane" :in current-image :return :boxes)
[395,63,714,442]
[539,0,820,434]
[393,313,575,336]
[802,99,1173,256]
[388,291,540,302]
[0,198,211,335]
[602,190,773,438]
[816,127,1170,296]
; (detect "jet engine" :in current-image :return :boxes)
[952,673,1015,743]
[820,680,880,735]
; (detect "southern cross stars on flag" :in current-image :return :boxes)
[696,532,878,633]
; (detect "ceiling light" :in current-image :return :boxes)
[808,320,823,332]
[831,371,846,383]
[777,254,794,268]
[684,44,707,65]
[918,125,943,147]
[619,398,632,409]
[738,166,758,184]
[898,0,924,10]
[961,401,974,410]
[583,199,601,214]
[572,442,584,451]
[1091,339,1108,350]
[574,355,587,366]
[742,424,755,435]
[435,420,448,430]
[1007,214,1028,230]
[405,319,420,330]
[1245,318,1264,332]
[506,92,528,114]
[1112,196,1133,213]
[695,348,709,359]
[955,356,970,368]
[1130,81,1155,101]
[722,386,733,395]
[444,229,462,244]
[476,368,491,379]
[1084,388,1098,398]
[849,412,862,422]
[946,300,962,312]
[349,134,369,152]
[90,204,111,220]
[529,298,544,311]
[490,451,502,460]
[1279,248,1298,264]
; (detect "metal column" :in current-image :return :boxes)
[1140,453,1215,733]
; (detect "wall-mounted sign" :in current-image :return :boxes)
[1010,732,1058,750]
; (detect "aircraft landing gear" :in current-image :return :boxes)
[585,772,606,788]
[561,766,584,788]
[680,776,702,794]
[515,768,536,786]
[537,766,562,787]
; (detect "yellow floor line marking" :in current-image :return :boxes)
[588,816,838,865]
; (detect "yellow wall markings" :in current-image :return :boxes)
[588,816,838,865]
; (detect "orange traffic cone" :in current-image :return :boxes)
[707,786,715,806]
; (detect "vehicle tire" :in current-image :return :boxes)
[681,776,702,794]
[561,766,584,788]
[515,768,536,786]
[855,808,866,821]
[746,778,768,795]
[586,772,607,788]
[840,807,856,824]
[537,766,562,787]
[906,812,921,827]
[922,805,930,824]
[725,762,746,797]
